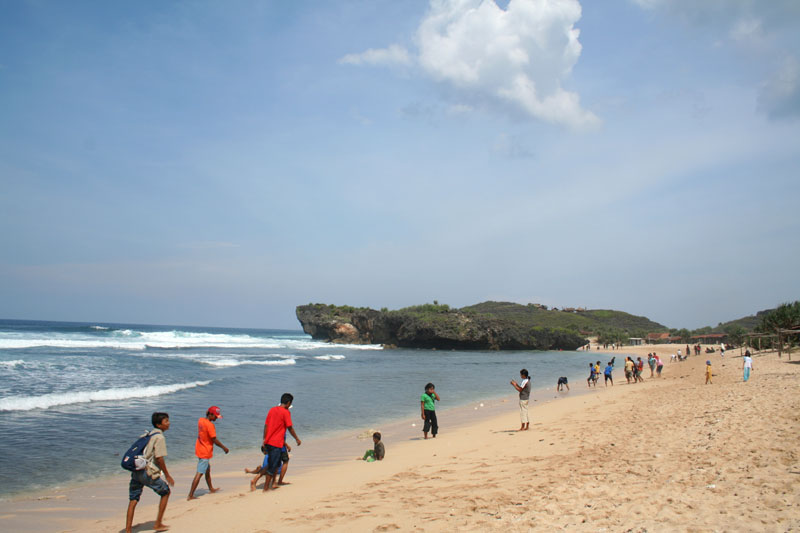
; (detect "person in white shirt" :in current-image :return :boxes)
[510,369,531,431]
[742,353,753,382]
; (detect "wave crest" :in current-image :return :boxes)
[0,381,212,412]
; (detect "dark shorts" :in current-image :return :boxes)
[129,470,170,501]
[263,444,282,476]
[604,374,612,381]
[558,377,568,385]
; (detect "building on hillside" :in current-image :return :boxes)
[563,307,576,313]
[629,337,644,346]
[646,332,670,344]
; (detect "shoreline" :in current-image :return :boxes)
[0,364,594,531]
[0,349,598,502]
[4,344,796,532]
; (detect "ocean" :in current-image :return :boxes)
[0,319,600,498]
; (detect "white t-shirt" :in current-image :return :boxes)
[743,356,752,368]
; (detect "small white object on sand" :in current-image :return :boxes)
[479,403,484,407]
[412,423,416,427]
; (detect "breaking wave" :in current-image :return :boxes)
[0,381,212,412]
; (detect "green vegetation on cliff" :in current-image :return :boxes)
[460,301,667,334]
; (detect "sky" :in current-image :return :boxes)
[1,0,799,330]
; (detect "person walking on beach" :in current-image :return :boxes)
[742,353,753,382]
[655,355,664,377]
[587,362,597,388]
[188,406,229,501]
[603,362,614,387]
[421,383,440,439]
[510,369,531,431]
[635,357,645,383]
[255,393,301,492]
[647,353,656,378]
[705,360,713,384]
[126,412,174,533]
[624,357,634,384]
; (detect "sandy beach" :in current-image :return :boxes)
[2,344,798,532]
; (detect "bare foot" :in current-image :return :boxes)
[187,495,198,501]
[277,482,290,486]
[209,487,220,493]
[249,479,258,492]
[154,523,170,532]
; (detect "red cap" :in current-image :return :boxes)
[208,406,222,418]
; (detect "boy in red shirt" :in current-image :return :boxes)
[251,393,301,492]
[187,406,229,500]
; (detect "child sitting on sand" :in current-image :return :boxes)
[360,432,385,462]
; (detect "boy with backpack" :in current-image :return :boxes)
[125,412,174,533]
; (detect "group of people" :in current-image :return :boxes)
[585,353,668,389]
[124,394,302,533]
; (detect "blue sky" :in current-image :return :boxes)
[1,0,799,329]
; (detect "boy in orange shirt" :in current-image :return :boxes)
[188,406,229,500]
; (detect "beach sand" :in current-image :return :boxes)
[3,344,798,532]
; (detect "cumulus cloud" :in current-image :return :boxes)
[338,44,412,67]
[340,0,599,130]
[758,56,800,119]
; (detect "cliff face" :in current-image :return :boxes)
[295,304,588,351]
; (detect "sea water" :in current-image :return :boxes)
[0,319,601,497]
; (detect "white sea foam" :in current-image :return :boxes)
[0,359,26,369]
[89,325,109,330]
[0,380,212,412]
[202,358,297,368]
[314,355,346,361]
[0,329,381,352]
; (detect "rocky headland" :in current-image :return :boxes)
[296,302,594,350]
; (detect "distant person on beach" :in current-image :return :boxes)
[253,393,301,492]
[604,362,614,387]
[635,357,644,383]
[361,432,385,461]
[557,377,569,391]
[647,353,656,377]
[587,363,597,388]
[656,355,664,377]
[595,361,601,380]
[686,345,691,358]
[705,360,713,384]
[421,383,440,439]
[126,412,174,533]
[510,369,531,431]
[743,353,753,382]
[188,406,229,501]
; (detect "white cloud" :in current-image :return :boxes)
[340,0,599,130]
[338,44,412,67]
[758,56,800,119]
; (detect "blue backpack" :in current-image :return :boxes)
[121,431,156,472]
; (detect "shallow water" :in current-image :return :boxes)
[0,319,599,497]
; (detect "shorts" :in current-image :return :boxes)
[281,448,290,463]
[558,377,568,385]
[197,458,210,474]
[604,374,612,381]
[129,470,170,501]
[625,370,632,378]
[263,444,282,476]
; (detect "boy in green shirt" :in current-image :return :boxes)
[420,383,440,439]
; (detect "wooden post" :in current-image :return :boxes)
[778,331,782,358]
